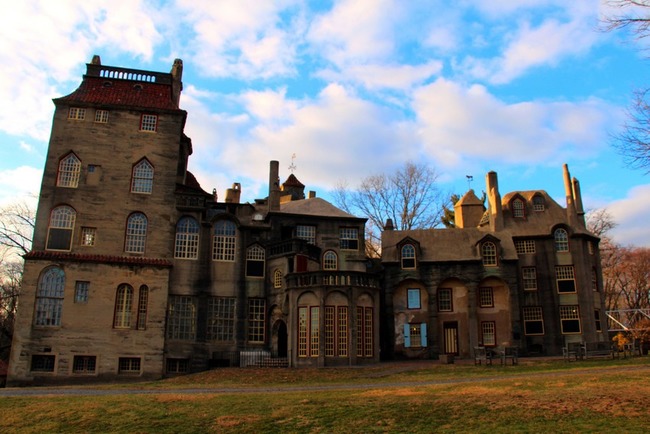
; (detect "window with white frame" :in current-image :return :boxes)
[74,281,89,303]
[167,296,196,340]
[522,267,537,290]
[68,107,86,120]
[46,205,76,251]
[136,285,148,330]
[356,306,374,357]
[407,288,421,309]
[515,239,535,254]
[248,299,266,343]
[339,227,359,250]
[57,153,81,188]
[556,265,576,293]
[523,306,544,335]
[125,213,147,253]
[34,267,65,326]
[131,159,154,193]
[140,114,157,132]
[94,110,109,123]
[113,284,133,328]
[560,305,581,334]
[213,220,236,261]
[207,297,236,341]
[481,321,496,346]
[81,227,96,246]
[273,269,283,289]
[323,250,338,270]
[118,357,141,374]
[438,288,452,312]
[246,245,265,277]
[296,225,316,245]
[554,228,569,252]
[481,241,497,266]
[72,355,96,374]
[325,306,349,357]
[512,198,525,218]
[479,287,494,308]
[174,217,199,259]
[401,244,416,269]
[407,324,423,348]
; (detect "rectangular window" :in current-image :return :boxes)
[407,288,421,309]
[409,324,422,348]
[94,110,109,123]
[74,281,89,303]
[324,306,349,358]
[560,305,581,334]
[310,306,319,357]
[523,307,544,335]
[296,225,316,245]
[588,241,595,255]
[339,228,359,250]
[140,114,157,132]
[514,240,535,254]
[118,357,141,374]
[479,287,494,308]
[68,107,85,120]
[337,306,348,357]
[522,267,537,291]
[31,355,55,372]
[357,307,373,358]
[246,246,265,277]
[248,299,266,343]
[298,307,308,357]
[481,321,496,346]
[595,309,602,332]
[325,307,335,357]
[166,358,189,374]
[438,288,452,312]
[73,355,96,374]
[136,287,148,331]
[207,297,236,341]
[166,296,196,340]
[556,266,576,293]
[81,227,96,246]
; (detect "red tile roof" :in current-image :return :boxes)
[24,251,173,268]
[55,76,180,111]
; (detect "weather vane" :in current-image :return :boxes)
[466,175,473,190]
[289,153,297,173]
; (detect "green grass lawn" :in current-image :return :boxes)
[1,357,649,433]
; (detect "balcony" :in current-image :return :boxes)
[286,270,379,290]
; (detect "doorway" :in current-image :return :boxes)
[443,322,459,355]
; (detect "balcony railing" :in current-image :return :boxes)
[286,270,379,289]
[268,239,321,260]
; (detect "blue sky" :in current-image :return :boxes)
[1,0,649,246]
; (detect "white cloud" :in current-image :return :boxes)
[0,166,42,205]
[608,184,650,247]
[317,61,443,91]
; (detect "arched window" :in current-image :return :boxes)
[56,153,81,188]
[323,250,338,270]
[34,267,65,326]
[246,245,265,277]
[136,285,148,330]
[131,159,154,193]
[114,284,134,328]
[481,241,497,266]
[401,244,416,269]
[46,205,76,251]
[213,220,236,261]
[554,228,569,252]
[174,217,199,259]
[512,198,525,218]
[533,195,545,212]
[125,213,147,253]
[273,269,283,289]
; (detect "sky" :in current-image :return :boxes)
[1,0,649,247]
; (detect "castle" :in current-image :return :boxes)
[7,57,606,385]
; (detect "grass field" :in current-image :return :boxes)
[1,357,649,433]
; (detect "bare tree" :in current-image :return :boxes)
[0,199,36,259]
[0,261,22,359]
[334,161,446,257]
[585,207,617,238]
[603,1,650,171]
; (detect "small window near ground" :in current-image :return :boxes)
[595,309,602,332]
[73,356,96,374]
[118,357,141,375]
[31,355,55,372]
[481,322,496,346]
[166,358,189,374]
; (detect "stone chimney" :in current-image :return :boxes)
[269,161,281,212]
[563,164,578,227]
[486,171,503,231]
[225,183,241,203]
[454,190,484,228]
[170,58,183,108]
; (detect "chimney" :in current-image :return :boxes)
[170,58,183,108]
[269,161,281,212]
[91,54,101,65]
[225,183,241,203]
[572,176,586,228]
[563,164,578,226]
[485,171,503,231]
[308,191,316,199]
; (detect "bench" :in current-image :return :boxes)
[474,346,493,365]
[500,346,519,365]
[563,342,583,361]
[582,341,613,359]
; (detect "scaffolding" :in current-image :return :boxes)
[606,309,650,332]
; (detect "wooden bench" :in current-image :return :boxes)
[500,346,518,365]
[474,346,493,365]
[583,341,613,359]
[563,342,583,361]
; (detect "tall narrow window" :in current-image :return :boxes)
[174,217,199,259]
[46,205,76,251]
[479,287,494,308]
[246,245,265,277]
[323,250,338,270]
[34,267,65,326]
[481,321,496,346]
[207,297,236,341]
[273,269,283,289]
[522,267,537,291]
[248,299,266,343]
[595,309,602,332]
[401,244,416,269]
[213,220,236,261]
[337,306,349,357]
[74,281,89,303]
[481,242,497,266]
[339,228,359,250]
[57,153,81,188]
[591,268,598,291]
[113,284,133,328]
[356,307,373,357]
[167,296,196,340]
[438,288,452,312]
[554,228,569,252]
[310,306,320,357]
[512,198,525,218]
[136,285,148,330]
[125,213,147,253]
[407,288,421,309]
[131,159,154,193]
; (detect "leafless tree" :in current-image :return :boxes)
[0,261,22,359]
[0,199,36,259]
[585,207,617,238]
[334,161,446,257]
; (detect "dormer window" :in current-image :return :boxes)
[512,198,525,218]
[481,241,497,266]
[401,244,416,269]
[533,195,545,211]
